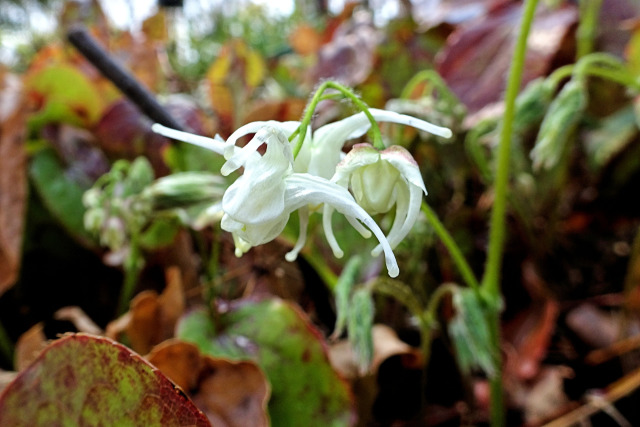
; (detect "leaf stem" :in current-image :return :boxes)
[117,241,144,316]
[481,0,540,424]
[421,201,480,290]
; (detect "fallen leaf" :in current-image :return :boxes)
[14,323,47,372]
[177,299,355,426]
[195,357,270,427]
[106,266,185,354]
[147,340,203,391]
[0,333,211,426]
[504,299,559,381]
[311,12,380,86]
[329,324,422,379]
[54,306,103,335]
[437,2,577,112]
[0,71,27,296]
[148,339,270,427]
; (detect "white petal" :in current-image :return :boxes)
[151,124,226,155]
[285,206,310,262]
[285,174,399,277]
[370,108,452,139]
[372,181,422,255]
[381,146,427,195]
[322,205,344,258]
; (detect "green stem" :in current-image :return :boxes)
[421,201,480,290]
[400,69,460,106]
[291,81,383,157]
[576,0,603,59]
[481,0,539,424]
[547,54,639,91]
[0,319,14,367]
[117,242,144,316]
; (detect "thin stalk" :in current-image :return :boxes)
[291,81,383,157]
[0,319,14,367]
[421,202,480,290]
[576,0,603,59]
[117,240,144,316]
[481,0,540,424]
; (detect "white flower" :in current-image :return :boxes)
[219,125,401,277]
[152,108,452,278]
[294,108,452,179]
[328,143,427,256]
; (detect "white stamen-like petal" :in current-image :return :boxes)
[322,205,345,258]
[370,108,453,139]
[285,206,310,262]
[151,124,226,155]
[285,174,399,277]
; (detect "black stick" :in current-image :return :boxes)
[67,25,185,131]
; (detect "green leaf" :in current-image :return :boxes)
[0,334,210,426]
[29,148,94,245]
[332,256,362,338]
[531,79,587,170]
[177,299,354,426]
[347,288,374,372]
[448,288,497,377]
[584,105,639,170]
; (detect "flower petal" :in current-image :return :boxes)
[151,124,226,155]
[285,174,399,277]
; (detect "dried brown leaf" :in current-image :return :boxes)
[194,357,270,427]
[14,323,47,372]
[106,266,185,354]
[54,306,103,335]
[329,324,421,379]
[0,72,27,296]
[148,339,270,427]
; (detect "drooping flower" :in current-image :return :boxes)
[328,143,427,256]
[152,108,452,277]
[218,124,401,277]
[294,108,452,179]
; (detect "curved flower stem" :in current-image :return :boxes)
[547,54,640,92]
[401,69,460,106]
[481,0,539,424]
[291,81,383,157]
[421,201,480,290]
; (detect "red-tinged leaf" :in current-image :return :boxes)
[0,334,211,426]
[94,99,170,175]
[504,300,559,381]
[0,72,27,296]
[311,15,379,87]
[412,0,496,28]
[437,2,578,112]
